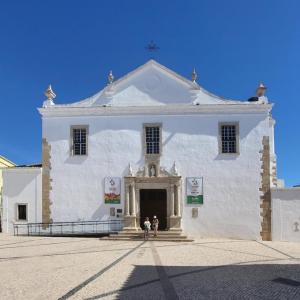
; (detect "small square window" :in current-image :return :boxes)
[17,204,27,221]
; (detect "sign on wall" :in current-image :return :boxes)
[104,177,121,204]
[186,177,203,204]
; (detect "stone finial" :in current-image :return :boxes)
[44,84,56,100]
[43,84,56,108]
[128,163,134,176]
[108,70,114,84]
[256,82,267,97]
[191,67,197,82]
[171,161,179,176]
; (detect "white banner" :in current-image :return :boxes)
[104,177,121,204]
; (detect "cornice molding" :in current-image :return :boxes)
[271,187,300,191]
[38,103,272,118]
[1,167,42,172]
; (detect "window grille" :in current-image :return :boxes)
[221,125,237,153]
[72,128,87,155]
[145,127,160,154]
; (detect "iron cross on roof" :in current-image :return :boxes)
[145,40,160,52]
[145,41,160,58]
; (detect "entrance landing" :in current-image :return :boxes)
[105,230,194,242]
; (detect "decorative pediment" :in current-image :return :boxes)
[127,161,180,178]
[59,60,244,109]
[93,60,199,106]
[39,60,274,115]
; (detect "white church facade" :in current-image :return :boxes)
[2,60,280,240]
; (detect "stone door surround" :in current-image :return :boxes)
[123,176,182,231]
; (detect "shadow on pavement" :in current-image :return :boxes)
[85,263,300,300]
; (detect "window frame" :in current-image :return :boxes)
[70,125,89,156]
[143,123,162,157]
[16,203,28,222]
[218,122,240,155]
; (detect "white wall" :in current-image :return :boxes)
[272,188,300,242]
[2,168,42,233]
[43,111,270,240]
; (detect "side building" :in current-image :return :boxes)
[1,165,42,233]
[0,156,15,232]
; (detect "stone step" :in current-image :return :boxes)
[116,232,183,236]
[110,234,188,239]
[101,236,194,242]
[120,231,183,235]
[102,230,194,242]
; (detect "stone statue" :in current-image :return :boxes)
[150,165,156,177]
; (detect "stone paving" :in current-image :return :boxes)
[0,234,300,299]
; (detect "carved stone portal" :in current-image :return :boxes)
[123,163,182,231]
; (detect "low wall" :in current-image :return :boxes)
[272,187,300,242]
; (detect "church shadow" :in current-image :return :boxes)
[85,263,300,299]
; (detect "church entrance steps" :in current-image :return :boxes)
[101,230,194,242]
[101,237,194,242]
[119,230,182,235]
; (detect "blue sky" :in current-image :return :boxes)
[0,0,299,186]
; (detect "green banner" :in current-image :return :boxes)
[186,177,203,204]
[105,198,121,204]
[187,195,203,204]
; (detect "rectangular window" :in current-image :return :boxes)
[145,126,160,154]
[220,124,238,154]
[17,204,27,221]
[72,127,88,155]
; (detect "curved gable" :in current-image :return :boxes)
[53,60,245,108]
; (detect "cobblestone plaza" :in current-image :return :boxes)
[0,235,300,299]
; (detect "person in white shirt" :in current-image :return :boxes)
[144,217,151,240]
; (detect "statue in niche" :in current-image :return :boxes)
[150,164,156,177]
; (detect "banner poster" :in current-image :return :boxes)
[186,177,203,204]
[104,177,121,204]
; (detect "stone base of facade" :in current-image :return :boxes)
[123,215,138,231]
[260,231,271,241]
[169,216,182,231]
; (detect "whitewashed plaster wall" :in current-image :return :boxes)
[2,168,42,233]
[43,111,271,240]
[272,188,300,242]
